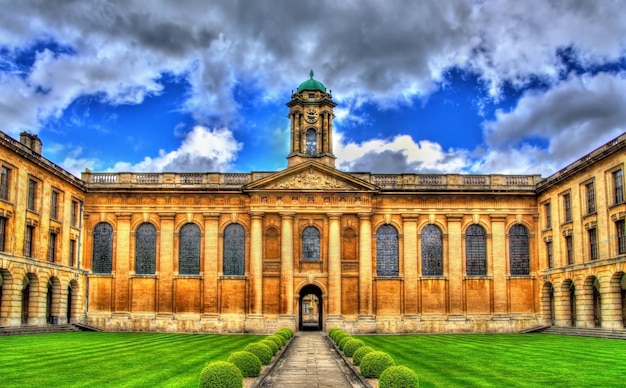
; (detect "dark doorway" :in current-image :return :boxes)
[593,279,601,328]
[569,284,576,327]
[299,284,322,331]
[21,283,30,324]
[66,285,72,322]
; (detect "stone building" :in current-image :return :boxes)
[0,74,624,333]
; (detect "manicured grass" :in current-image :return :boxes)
[358,334,626,387]
[0,332,264,387]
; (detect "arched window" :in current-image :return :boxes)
[179,223,200,275]
[466,224,486,276]
[305,129,317,155]
[342,227,358,261]
[376,224,398,276]
[422,224,443,276]
[264,227,280,260]
[302,226,320,261]
[223,223,245,275]
[92,222,113,274]
[135,223,156,275]
[510,224,530,275]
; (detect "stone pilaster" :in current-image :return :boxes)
[249,211,264,316]
[446,214,464,318]
[356,213,375,331]
[403,216,419,316]
[114,213,131,313]
[327,213,342,318]
[202,213,220,316]
[280,212,295,318]
[490,214,509,318]
[157,213,175,316]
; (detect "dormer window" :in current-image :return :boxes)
[308,93,315,99]
[306,129,317,155]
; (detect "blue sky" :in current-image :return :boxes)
[1,1,625,177]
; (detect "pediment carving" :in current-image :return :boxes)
[266,169,355,190]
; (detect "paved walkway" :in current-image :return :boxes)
[259,331,365,387]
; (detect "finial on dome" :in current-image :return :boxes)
[309,69,314,79]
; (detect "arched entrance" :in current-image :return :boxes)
[21,283,30,324]
[593,278,601,328]
[299,284,323,331]
[541,282,555,325]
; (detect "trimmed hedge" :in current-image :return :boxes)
[261,339,279,355]
[227,351,262,378]
[198,361,243,388]
[267,335,284,348]
[334,331,349,344]
[360,351,396,378]
[275,329,292,341]
[343,339,365,357]
[352,346,374,366]
[243,342,273,365]
[379,365,420,388]
[276,328,293,339]
[330,329,346,342]
[338,336,353,351]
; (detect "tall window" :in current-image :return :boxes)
[0,216,6,252]
[70,200,79,227]
[305,129,317,155]
[223,223,245,275]
[614,169,624,205]
[92,222,113,274]
[0,166,10,201]
[50,191,59,220]
[27,179,37,211]
[546,241,553,268]
[585,182,595,214]
[617,219,626,255]
[48,233,57,262]
[563,193,572,223]
[509,224,530,275]
[544,202,552,229]
[588,228,598,260]
[179,223,200,275]
[302,226,320,261]
[466,224,486,276]
[69,239,76,267]
[24,225,34,257]
[135,223,156,275]
[421,224,443,276]
[376,224,399,276]
[565,235,573,265]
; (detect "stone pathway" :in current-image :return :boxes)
[258,331,366,387]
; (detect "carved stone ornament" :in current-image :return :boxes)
[267,169,351,190]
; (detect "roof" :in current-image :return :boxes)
[297,70,326,93]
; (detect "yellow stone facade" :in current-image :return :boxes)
[0,77,624,334]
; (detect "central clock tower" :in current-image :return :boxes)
[286,70,337,168]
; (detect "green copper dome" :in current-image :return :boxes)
[297,70,326,93]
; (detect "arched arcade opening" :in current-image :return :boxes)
[298,284,323,331]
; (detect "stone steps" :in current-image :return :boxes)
[0,324,81,336]
[540,326,626,340]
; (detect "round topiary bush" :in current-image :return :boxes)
[244,342,273,365]
[330,329,346,342]
[198,361,243,388]
[352,346,374,366]
[268,334,285,347]
[275,329,291,341]
[276,328,293,339]
[334,331,349,345]
[338,335,353,351]
[343,339,365,357]
[227,351,262,378]
[328,327,341,339]
[261,339,279,355]
[379,365,420,388]
[360,351,396,378]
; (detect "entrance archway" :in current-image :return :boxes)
[299,284,323,331]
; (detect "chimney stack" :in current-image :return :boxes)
[19,132,43,154]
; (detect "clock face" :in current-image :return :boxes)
[305,109,318,123]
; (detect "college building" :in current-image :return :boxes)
[0,74,625,333]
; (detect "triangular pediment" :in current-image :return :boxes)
[244,161,378,192]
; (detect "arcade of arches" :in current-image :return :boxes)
[1,75,625,333]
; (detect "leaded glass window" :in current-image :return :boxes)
[179,223,200,275]
[421,224,443,276]
[302,226,320,261]
[92,222,113,274]
[135,223,156,275]
[0,216,6,252]
[0,166,10,201]
[305,129,317,155]
[376,224,398,277]
[588,228,598,260]
[466,224,486,276]
[509,224,530,275]
[223,223,245,275]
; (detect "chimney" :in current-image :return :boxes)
[18,132,43,154]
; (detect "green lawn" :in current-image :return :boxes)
[0,332,263,387]
[358,334,626,387]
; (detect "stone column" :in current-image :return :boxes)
[446,214,464,318]
[114,213,132,314]
[0,277,22,326]
[403,216,419,318]
[327,213,342,319]
[202,213,220,317]
[249,212,264,316]
[490,214,509,318]
[157,213,175,317]
[356,213,375,332]
[279,212,295,319]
